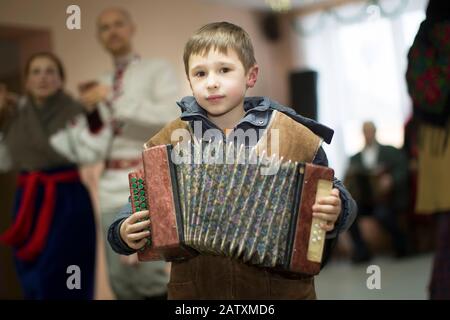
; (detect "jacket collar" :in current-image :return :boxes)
[176,96,334,144]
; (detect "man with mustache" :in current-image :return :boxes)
[79,7,179,300]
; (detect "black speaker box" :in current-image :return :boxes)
[289,70,318,121]
[261,13,280,42]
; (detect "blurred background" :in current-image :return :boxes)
[0,0,445,299]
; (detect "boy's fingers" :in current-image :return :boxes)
[128,230,150,241]
[313,212,336,222]
[128,238,147,250]
[331,188,340,197]
[128,210,149,223]
[135,210,150,219]
[128,219,151,233]
[313,204,338,214]
[317,196,340,206]
[319,222,335,232]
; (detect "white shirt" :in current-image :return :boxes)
[97,58,180,212]
[361,143,379,170]
[49,57,180,213]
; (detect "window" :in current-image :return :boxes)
[296,0,427,178]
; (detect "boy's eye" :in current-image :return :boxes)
[220,68,230,73]
[194,71,205,77]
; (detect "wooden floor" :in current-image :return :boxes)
[316,253,434,300]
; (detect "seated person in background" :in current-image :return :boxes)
[345,121,410,263]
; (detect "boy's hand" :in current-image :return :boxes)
[119,210,151,250]
[312,188,341,232]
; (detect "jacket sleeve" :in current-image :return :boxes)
[313,147,358,239]
[107,202,136,255]
[49,112,113,165]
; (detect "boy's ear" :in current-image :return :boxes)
[246,65,259,88]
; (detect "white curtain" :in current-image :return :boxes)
[295,0,428,179]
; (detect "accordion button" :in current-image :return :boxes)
[318,237,322,241]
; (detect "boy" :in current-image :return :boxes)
[108,22,356,299]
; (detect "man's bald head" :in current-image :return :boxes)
[97,7,133,27]
[97,7,135,57]
[362,121,377,147]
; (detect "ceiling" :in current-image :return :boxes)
[204,0,329,11]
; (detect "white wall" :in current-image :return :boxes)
[0,0,296,105]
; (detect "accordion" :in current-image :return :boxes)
[128,142,334,275]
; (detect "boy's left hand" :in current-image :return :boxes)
[312,188,341,232]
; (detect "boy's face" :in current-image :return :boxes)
[188,48,258,119]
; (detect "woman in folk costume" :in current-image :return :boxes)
[405,0,450,300]
[0,52,110,299]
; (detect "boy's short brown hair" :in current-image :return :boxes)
[183,22,257,77]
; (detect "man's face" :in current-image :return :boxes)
[97,9,134,56]
[188,48,258,118]
[363,122,376,146]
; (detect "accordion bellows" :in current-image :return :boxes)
[129,142,334,275]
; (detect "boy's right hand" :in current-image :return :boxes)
[119,210,151,250]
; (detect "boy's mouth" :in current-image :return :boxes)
[206,95,225,102]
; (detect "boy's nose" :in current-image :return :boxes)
[206,75,219,89]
